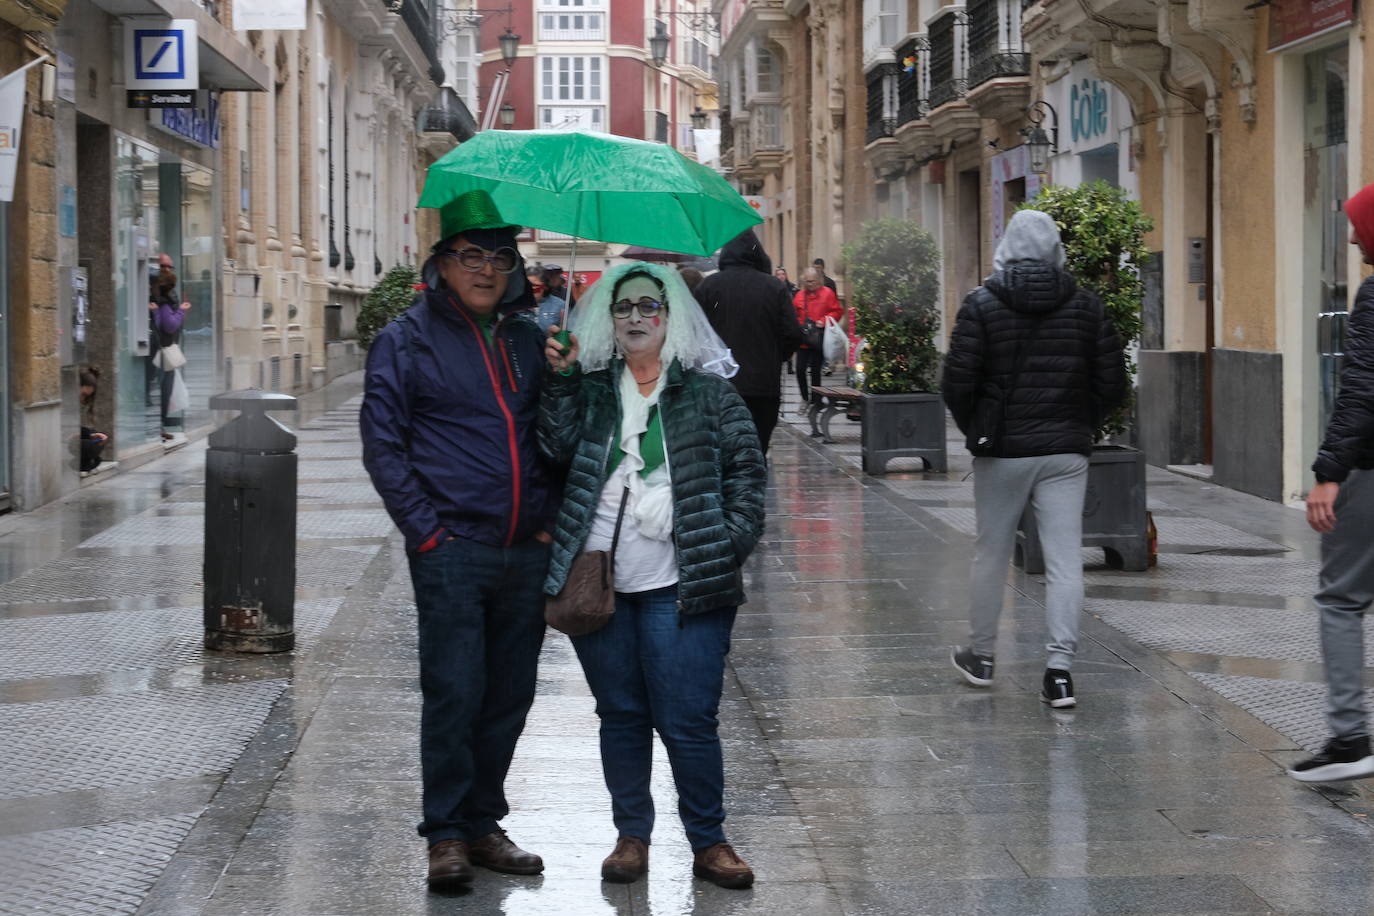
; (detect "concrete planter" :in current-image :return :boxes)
[859,392,948,474]
[1014,445,1149,573]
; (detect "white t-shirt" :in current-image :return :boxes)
[585,463,678,593]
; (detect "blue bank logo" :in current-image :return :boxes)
[134,29,186,81]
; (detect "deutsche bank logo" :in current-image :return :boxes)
[124,19,198,91]
[134,30,185,80]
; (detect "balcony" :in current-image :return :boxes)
[734,102,783,180]
[892,34,935,156]
[924,5,981,143]
[963,0,1031,121]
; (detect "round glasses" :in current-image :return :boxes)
[442,246,519,274]
[611,298,668,319]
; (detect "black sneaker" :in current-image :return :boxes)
[1288,735,1374,783]
[951,647,995,687]
[1041,668,1076,708]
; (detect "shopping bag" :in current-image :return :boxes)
[167,370,190,415]
[822,317,848,366]
[154,342,187,370]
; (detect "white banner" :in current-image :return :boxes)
[0,58,48,203]
[233,0,306,31]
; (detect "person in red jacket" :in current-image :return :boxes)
[792,267,843,406]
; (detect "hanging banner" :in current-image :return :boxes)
[0,57,49,203]
[232,0,306,31]
[1268,0,1354,52]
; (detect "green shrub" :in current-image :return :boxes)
[842,219,942,394]
[357,264,421,349]
[1019,181,1154,438]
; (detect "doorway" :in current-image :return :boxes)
[1304,44,1349,452]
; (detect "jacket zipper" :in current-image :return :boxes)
[450,297,522,547]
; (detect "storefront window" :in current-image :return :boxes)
[114,136,217,451]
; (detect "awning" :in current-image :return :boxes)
[82,0,270,91]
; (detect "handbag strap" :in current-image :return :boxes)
[605,486,631,587]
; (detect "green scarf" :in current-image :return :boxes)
[606,405,665,479]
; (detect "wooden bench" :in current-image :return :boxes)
[806,385,862,443]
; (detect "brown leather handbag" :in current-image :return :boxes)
[545,488,629,636]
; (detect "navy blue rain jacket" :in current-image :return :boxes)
[360,288,557,551]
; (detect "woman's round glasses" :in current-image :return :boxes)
[611,298,667,319]
[443,246,519,274]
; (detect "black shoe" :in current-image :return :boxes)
[1289,735,1374,782]
[951,646,994,687]
[1041,668,1076,708]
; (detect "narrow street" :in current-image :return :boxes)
[1,373,1371,915]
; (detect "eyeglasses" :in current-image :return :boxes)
[442,246,519,274]
[610,298,668,319]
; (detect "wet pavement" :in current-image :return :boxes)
[4,371,1374,914]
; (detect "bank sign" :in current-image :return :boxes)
[124,19,199,91]
[149,91,220,149]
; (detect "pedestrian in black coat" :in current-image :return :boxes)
[1289,179,1374,783]
[694,228,803,453]
[944,209,1125,710]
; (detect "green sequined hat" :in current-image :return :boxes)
[438,189,519,240]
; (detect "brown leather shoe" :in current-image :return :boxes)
[692,842,754,889]
[600,836,649,883]
[467,829,544,875]
[427,839,474,890]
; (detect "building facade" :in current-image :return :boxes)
[476,0,718,272]
[1,0,464,514]
[723,0,1374,505]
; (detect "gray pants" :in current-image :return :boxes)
[969,453,1089,670]
[1318,469,1374,740]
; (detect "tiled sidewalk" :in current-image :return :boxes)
[3,372,1374,914]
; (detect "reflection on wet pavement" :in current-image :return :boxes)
[2,374,1374,913]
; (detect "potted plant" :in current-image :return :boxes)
[357,264,421,349]
[1012,181,1155,572]
[842,218,946,474]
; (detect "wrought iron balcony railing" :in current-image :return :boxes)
[969,51,1029,86]
[865,63,898,144]
[926,9,964,109]
[896,35,927,125]
[965,0,1027,89]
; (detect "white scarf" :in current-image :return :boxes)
[615,367,674,541]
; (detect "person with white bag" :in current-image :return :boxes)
[149,265,191,440]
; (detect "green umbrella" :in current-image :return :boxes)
[418,130,761,257]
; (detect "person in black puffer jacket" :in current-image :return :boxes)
[694,228,802,453]
[944,209,1126,710]
[1288,180,1374,783]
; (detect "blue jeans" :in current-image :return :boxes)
[572,585,737,850]
[407,535,549,845]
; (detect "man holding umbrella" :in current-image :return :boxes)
[361,190,556,891]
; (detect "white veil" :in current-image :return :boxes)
[567,261,737,378]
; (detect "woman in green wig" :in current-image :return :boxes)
[539,261,766,889]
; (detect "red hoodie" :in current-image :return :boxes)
[1348,181,1374,258]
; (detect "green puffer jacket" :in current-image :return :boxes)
[539,358,767,616]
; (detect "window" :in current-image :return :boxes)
[540,56,604,102]
[452,32,474,105]
[538,106,605,131]
[754,43,778,94]
[539,11,604,40]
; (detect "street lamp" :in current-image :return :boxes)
[1020,99,1059,175]
[498,27,520,65]
[690,107,707,130]
[498,102,515,127]
[649,23,670,67]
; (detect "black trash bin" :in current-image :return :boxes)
[203,389,298,653]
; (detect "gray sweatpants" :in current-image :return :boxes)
[968,453,1089,670]
[1317,469,1374,740]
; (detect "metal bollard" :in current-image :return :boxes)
[203,389,298,653]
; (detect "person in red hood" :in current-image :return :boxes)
[1290,181,1374,783]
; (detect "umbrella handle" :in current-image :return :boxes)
[553,328,572,352]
